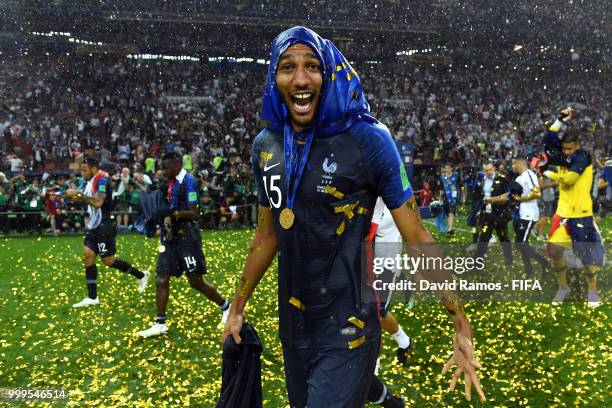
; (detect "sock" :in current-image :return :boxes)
[85,265,98,299]
[367,376,386,404]
[155,314,166,325]
[367,377,403,407]
[111,258,145,279]
[391,326,411,349]
[584,264,599,292]
[219,299,229,311]
[551,257,568,288]
[382,392,404,408]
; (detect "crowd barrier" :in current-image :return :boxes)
[0,203,259,236]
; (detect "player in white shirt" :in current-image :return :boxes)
[369,197,414,364]
[511,158,548,277]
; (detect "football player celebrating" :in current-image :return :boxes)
[223,27,484,407]
[137,152,230,338]
[543,118,604,307]
[65,157,149,308]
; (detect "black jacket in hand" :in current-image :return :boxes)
[217,323,263,408]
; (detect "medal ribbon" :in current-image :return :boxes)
[283,122,314,211]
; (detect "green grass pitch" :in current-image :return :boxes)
[0,218,610,407]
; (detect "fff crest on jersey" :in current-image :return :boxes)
[317,154,338,194]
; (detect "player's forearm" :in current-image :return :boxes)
[540,181,557,189]
[489,193,509,204]
[232,233,277,314]
[76,193,104,208]
[544,170,579,186]
[393,198,470,329]
[407,231,470,327]
[513,195,525,202]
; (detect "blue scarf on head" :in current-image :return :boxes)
[261,26,371,137]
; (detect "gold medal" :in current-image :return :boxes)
[279,208,295,229]
[158,245,166,253]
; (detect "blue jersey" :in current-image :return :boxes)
[603,166,612,184]
[166,169,199,211]
[163,169,199,243]
[252,120,413,348]
[440,172,459,205]
[465,171,485,202]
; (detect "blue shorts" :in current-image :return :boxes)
[550,216,605,266]
[282,338,379,408]
[566,217,605,266]
[84,219,117,257]
[156,238,207,277]
[443,202,457,216]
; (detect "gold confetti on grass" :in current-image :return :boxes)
[0,218,610,407]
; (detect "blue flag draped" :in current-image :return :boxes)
[261,26,372,137]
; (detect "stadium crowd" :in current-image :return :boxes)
[0,56,609,234]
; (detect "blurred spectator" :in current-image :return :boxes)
[419,181,434,207]
[44,189,63,235]
[113,167,132,231]
[0,54,608,234]
[200,194,219,229]
[0,184,10,234]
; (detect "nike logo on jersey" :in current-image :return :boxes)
[264,162,280,172]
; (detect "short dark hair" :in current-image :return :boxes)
[483,160,496,168]
[513,157,528,164]
[83,156,99,167]
[562,130,580,144]
[162,151,182,162]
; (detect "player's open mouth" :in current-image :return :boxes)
[290,92,314,114]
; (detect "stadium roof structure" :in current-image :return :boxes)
[3,0,610,66]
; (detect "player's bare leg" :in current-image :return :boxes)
[186,274,226,306]
[447,212,455,234]
[187,274,230,327]
[549,243,570,304]
[136,272,171,338]
[535,216,548,239]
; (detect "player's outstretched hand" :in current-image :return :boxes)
[558,106,575,123]
[442,333,485,402]
[222,310,244,345]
